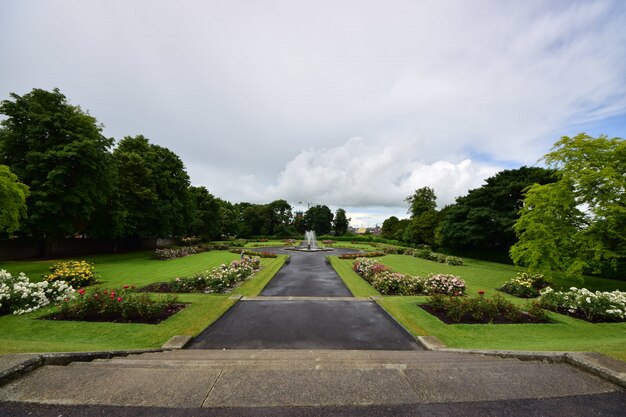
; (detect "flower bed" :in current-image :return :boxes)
[499,272,550,298]
[537,287,626,322]
[338,251,386,260]
[44,260,97,288]
[352,258,465,296]
[230,249,277,258]
[153,245,210,260]
[46,286,183,324]
[142,257,261,294]
[1,270,75,315]
[413,249,464,266]
[422,292,550,324]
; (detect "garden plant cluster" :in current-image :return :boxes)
[54,285,180,324]
[44,260,98,288]
[339,251,386,260]
[165,257,261,293]
[0,270,75,315]
[537,287,626,322]
[353,257,466,296]
[498,272,551,298]
[153,244,212,260]
[382,246,464,266]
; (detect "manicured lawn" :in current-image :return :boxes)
[332,254,626,361]
[0,251,285,354]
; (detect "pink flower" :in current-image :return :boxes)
[117,297,122,302]
[478,290,485,296]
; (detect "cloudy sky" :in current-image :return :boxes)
[2,0,626,226]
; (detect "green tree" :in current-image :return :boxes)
[381,216,400,239]
[0,88,114,238]
[511,134,626,279]
[188,186,221,240]
[405,187,436,218]
[333,208,350,236]
[438,167,557,253]
[303,205,334,235]
[0,165,29,234]
[111,135,191,238]
[268,199,293,235]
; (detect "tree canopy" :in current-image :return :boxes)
[438,166,557,253]
[333,208,349,236]
[0,88,114,238]
[303,205,333,235]
[0,165,29,234]
[511,134,625,279]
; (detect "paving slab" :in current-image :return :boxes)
[0,365,219,408]
[204,368,419,407]
[188,300,421,350]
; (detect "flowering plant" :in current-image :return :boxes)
[370,271,426,295]
[44,260,97,288]
[424,274,466,296]
[153,245,210,260]
[352,258,390,282]
[537,287,625,322]
[0,270,75,315]
[169,257,261,293]
[499,272,550,298]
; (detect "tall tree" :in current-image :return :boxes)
[438,167,557,253]
[188,186,220,240]
[405,187,437,218]
[381,216,400,239]
[0,88,114,238]
[403,187,439,246]
[0,165,29,234]
[511,134,626,279]
[333,208,350,236]
[111,135,191,238]
[303,205,334,235]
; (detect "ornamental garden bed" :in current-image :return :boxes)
[44,303,186,325]
[419,293,551,324]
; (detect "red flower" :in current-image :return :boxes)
[103,290,108,295]
[78,288,85,296]
[131,285,136,289]
[478,290,485,296]
[123,285,129,289]
[110,291,115,296]
[117,297,122,302]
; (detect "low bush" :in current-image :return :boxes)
[230,249,277,258]
[0,270,75,315]
[229,239,247,247]
[339,251,386,260]
[445,256,464,266]
[425,274,466,296]
[426,292,549,324]
[44,260,98,288]
[168,257,261,294]
[54,286,180,324]
[371,271,426,295]
[499,272,550,298]
[413,249,464,266]
[352,258,390,282]
[153,245,210,260]
[537,287,625,322]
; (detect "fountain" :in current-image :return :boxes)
[286,230,334,252]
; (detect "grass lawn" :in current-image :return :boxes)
[0,251,285,354]
[332,254,626,361]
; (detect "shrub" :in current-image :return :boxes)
[168,257,261,293]
[230,249,276,258]
[499,272,550,298]
[322,240,334,245]
[153,245,210,260]
[371,271,426,295]
[57,286,179,323]
[229,239,247,247]
[0,270,75,315]
[445,256,464,266]
[427,293,548,323]
[537,287,625,322]
[352,258,390,282]
[425,274,466,296]
[44,260,97,288]
[339,251,385,260]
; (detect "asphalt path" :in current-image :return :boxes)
[188,246,420,350]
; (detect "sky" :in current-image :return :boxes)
[1,0,625,227]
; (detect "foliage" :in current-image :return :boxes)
[56,286,179,323]
[44,260,97,288]
[187,186,221,240]
[511,134,626,279]
[427,293,549,323]
[413,248,464,266]
[499,272,550,298]
[0,165,29,234]
[153,245,210,260]
[371,271,426,295]
[303,205,334,235]
[352,258,391,282]
[338,251,386,259]
[438,167,557,253]
[424,274,466,296]
[537,287,625,322]
[0,88,115,238]
[109,135,191,238]
[230,249,277,258]
[333,208,350,236]
[405,186,437,218]
[0,270,75,315]
[168,257,261,293]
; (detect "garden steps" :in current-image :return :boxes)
[0,349,620,408]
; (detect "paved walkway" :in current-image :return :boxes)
[188,247,420,350]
